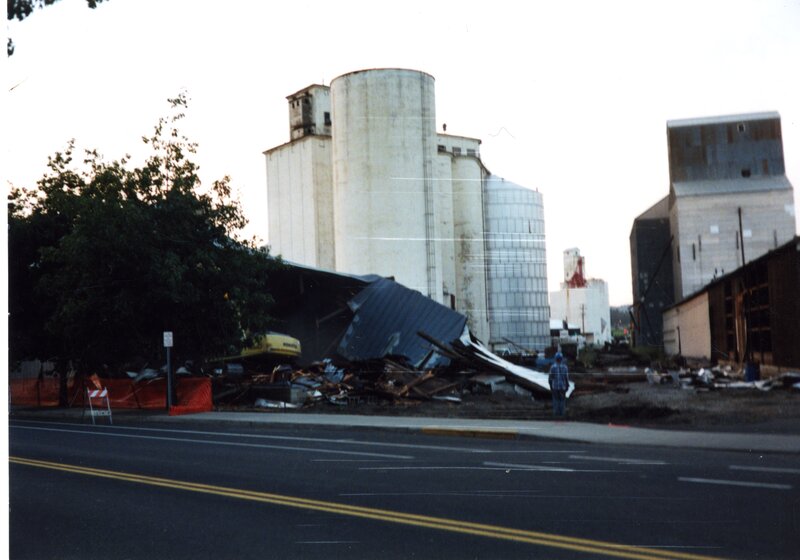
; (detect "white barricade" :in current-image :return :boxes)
[84,387,113,425]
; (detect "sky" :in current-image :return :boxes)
[4,0,800,306]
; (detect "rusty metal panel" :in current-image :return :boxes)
[701,238,800,369]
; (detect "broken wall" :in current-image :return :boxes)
[663,291,711,359]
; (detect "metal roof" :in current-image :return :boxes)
[485,174,538,193]
[437,132,483,144]
[279,259,382,283]
[337,278,468,367]
[667,111,780,128]
[286,84,329,100]
[671,175,793,198]
[635,196,670,221]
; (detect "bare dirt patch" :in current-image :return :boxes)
[568,382,800,433]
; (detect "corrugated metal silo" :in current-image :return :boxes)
[483,176,550,351]
[330,69,443,301]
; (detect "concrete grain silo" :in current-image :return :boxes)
[330,69,443,301]
[450,155,490,343]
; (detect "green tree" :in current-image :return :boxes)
[7,0,106,56]
[8,93,280,373]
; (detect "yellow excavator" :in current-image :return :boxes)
[241,332,302,359]
[212,332,302,375]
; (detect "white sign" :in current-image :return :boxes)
[163,331,174,348]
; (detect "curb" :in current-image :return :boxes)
[10,409,800,454]
[420,427,519,440]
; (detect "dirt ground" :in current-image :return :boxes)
[290,380,800,435]
[567,382,800,433]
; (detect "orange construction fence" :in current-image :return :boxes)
[9,376,212,413]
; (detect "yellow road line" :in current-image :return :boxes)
[10,456,724,560]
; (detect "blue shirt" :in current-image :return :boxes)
[548,363,570,392]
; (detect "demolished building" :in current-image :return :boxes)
[265,262,571,400]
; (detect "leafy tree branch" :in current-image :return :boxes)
[8,93,280,373]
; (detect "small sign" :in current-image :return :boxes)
[163,331,174,348]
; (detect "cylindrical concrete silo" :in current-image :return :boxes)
[452,157,490,344]
[330,69,442,300]
[483,176,550,352]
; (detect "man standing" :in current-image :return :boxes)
[548,352,570,418]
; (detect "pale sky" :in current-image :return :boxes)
[4,0,800,306]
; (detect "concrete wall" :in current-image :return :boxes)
[288,85,331,140]
[265,136,334,269]
[436,133,481,158]
[435,152,457,306]
[663,292,711,359]
[670,188,796,299]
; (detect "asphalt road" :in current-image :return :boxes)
[9,418,800,559]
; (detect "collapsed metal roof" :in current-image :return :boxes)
[337,278,468,367]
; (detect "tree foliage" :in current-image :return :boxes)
[8,93,280,370]
[7,0,106,55]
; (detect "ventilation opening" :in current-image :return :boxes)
[741,168,751,178]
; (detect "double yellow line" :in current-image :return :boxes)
[10,456,722,560]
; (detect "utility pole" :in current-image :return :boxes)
[738,207,752,365]
[738,207,746,265]
[580,304,586,337]
[164,331,174,410]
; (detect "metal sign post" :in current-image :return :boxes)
[164,331,174,410]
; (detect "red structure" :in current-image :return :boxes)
[565,256,587,288]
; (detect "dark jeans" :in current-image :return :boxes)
[551,390,567,417]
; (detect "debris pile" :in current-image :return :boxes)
[640,364,800,394]
[212,357,467,409]
[212,347,800,410]
[211,330,582,410]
